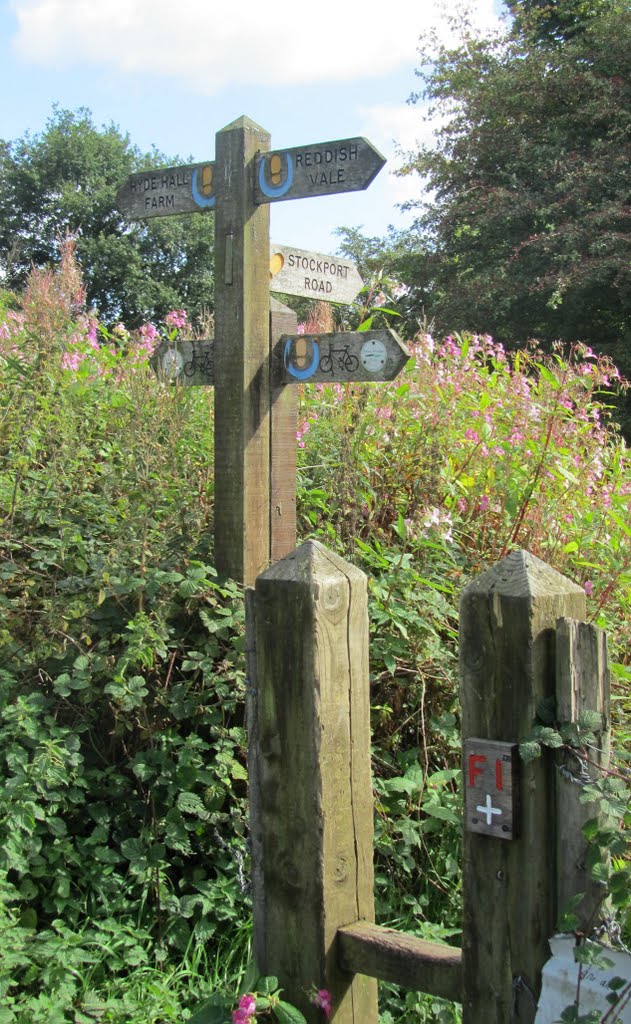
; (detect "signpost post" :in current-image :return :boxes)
[118,117,401,585]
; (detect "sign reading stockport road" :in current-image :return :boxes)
[269,244,364,304]
[277,329,408,385]
[254,137,385,204]
[117,162,216,218]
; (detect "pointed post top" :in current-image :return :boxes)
[462,549,585,603]
[257,539,366,588]
[217,114,268,136]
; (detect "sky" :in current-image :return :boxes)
[0,0,507,257]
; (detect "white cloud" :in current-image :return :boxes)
[10,0,503,93]
[358,101,446,221]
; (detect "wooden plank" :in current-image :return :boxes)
[270,244,364,303]
[252,541,378,1023]
[555,617,611,933]
[269,299,297,562]
[337,921,462,1003]
[151,339,214,386]
[213,116,271,586]
[254,137,385,205]
[459,551,586,1024]
[276,329,409,384]
[117,161,216,219]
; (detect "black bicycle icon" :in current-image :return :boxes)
[184,347,214,378]
[319,345,359,375]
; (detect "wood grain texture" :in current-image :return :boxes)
[213,117,271,585]
[555,617,610,932]
[337,921,462,1003]
[117,161,216,219]
[269,299,297,563]
[275,329,409,384]
[254,137,385,205]
[252,541,377,1023]
[150,339,214,386]
[269,244,363,303]
[459,550,586,1024]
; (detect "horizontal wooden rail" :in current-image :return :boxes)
[337,921,463,1003]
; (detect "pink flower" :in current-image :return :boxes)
[232,994,256,1023]
[165,309,188,330]
[311,988,333,1018]
[238,995,256,1015]
[584,581,594,597]
[479,495,490,512]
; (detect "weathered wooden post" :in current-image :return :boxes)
[214,117,272,585]
[555,618,610,932]
[459,550,586,1023]
[269,298,298,564]
[249,540,378,1022]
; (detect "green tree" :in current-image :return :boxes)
[369,0,630,426]
[0,106,215,325]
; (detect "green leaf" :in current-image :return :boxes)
[532,726,563,748]
[383,652,397,676]
[275,1001,308,1024]
[256,977,279,996]
[519,741,542,763]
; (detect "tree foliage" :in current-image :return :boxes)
[0,107,215,325]
[337,1,630,427]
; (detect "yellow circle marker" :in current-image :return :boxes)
[269,252,284,279]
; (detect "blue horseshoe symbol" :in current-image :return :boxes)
[191,166,216,209]
[259,153,294,199]
[284,337,319,380]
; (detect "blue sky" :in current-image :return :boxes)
[0,0,506,256]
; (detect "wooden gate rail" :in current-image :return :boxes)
[337,921,462,1001]
[247,540,610,1024]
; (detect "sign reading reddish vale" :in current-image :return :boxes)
[464,739,519,840]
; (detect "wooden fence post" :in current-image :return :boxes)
[249,540,378,1023]
[269,297,298,564]
[555,618,610,932]
[459,550,586,1024]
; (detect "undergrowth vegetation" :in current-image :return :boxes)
[0,248,629,1023]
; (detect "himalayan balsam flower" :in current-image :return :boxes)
[165,309,188,330]
[584,581,594,597]
[310,988,333,1018]
[232,993,256,1023]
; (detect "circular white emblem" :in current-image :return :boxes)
[360,339,387,374]
[162,348,184,378]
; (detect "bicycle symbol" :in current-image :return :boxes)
[319,345,359,375]
[183,346,214,378]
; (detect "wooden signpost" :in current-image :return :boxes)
[117,161,216,217]
[269,243,364,304]
[277,328,408,384]
[254,137,385,204]
[118,116,394,584]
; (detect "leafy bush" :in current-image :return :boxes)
[1,248,628,1021]
[0,244,250,1020]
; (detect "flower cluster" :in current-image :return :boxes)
[232,993,256,1023]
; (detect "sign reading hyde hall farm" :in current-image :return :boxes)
[116,137,385,218]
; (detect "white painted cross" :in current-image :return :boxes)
[476,794,503,826]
